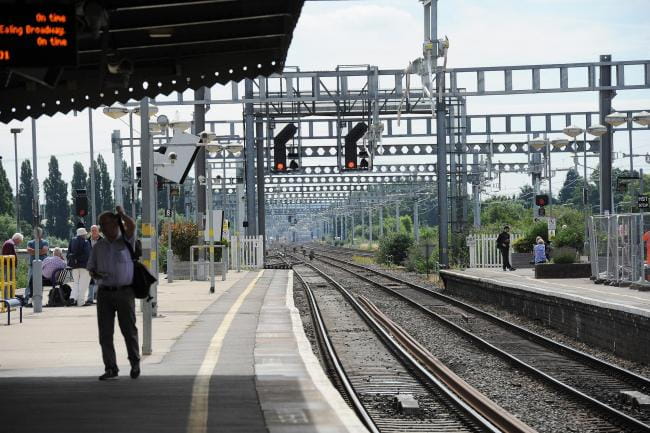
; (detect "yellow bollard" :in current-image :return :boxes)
[1,255,17,313]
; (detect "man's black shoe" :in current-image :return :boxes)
[99,370,118,381]
[130,365,140,379]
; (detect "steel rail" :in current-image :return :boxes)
[297,262,529,433]
[356,294,536,433]
[317,251,650,391]
[312,252,650,432]
[293,269,380,433]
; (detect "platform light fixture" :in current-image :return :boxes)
[587,124,607,137]
[605,112,627,127]
[633,111,650,126]
[527,137,547,150]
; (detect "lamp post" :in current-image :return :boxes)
[10,128,22,231]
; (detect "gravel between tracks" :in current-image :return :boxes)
[316,261,623,433]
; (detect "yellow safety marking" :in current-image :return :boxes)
[1,255,16,312]
[186,270,264,433]
[208,229,214,238]
[141,224,154,236]
[150,251,157,261]
[142,259,151,269]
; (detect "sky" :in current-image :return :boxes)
[1,0,649,202]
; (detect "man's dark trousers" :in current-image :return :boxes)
[499,248,512,270]
[97,287,140,372]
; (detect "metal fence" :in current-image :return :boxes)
[589,214,645,286]
[467,233,522,268]
[229,235,264,270]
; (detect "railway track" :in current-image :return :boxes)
[303,250,650,432]
[293,262,535,433]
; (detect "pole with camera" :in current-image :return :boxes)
[139,98,156,355]
[30,118,44,313]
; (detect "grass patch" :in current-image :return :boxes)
[351,255,375,266]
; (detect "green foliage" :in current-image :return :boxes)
[98,154,114,213]
[480,199,527,230]
[159,219,199,261]
[0,160,14,216]
[405,237,438,274]
[517,185,534,207]
[553,225,584,250]
[552,250,576,264]
[121,160,134,216]
[46,236,69,248]
[91,154,114,215]
[376,232,413,265]
[44,156,70,239]
[558,169,582,204]
[0,213,17,242]
[71,161,88,191]
[18,160,34,225]
[512,220,548,253]
[16,259,28,289]
[400,215,412,234]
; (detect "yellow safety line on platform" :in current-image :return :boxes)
[186,270,264,433]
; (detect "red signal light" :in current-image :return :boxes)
[346,161,356,169]
[276,162,285,171]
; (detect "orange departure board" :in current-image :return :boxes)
[0,5,76,67]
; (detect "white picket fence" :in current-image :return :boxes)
[229,235,264,270]
[467,233,521,268]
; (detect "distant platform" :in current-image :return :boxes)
[440,268,650,364]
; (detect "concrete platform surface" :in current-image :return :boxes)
[445,267,650,317]
[0,270,368,433]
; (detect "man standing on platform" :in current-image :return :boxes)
[68,227,91,306]
[85,225,102,305]
[496,225,516,272]
[88,206,140,381]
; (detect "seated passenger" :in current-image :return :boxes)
[42,248,67,284]
[533,238,547,264]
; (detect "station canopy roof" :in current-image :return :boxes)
[0,0,305,123]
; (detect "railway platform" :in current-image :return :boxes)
[0,270,367,433]
[440,267,650,364]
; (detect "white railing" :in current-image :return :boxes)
[467,233,521,268]
[229,235,264,270]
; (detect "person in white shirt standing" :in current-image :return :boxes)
[67,227,91,306]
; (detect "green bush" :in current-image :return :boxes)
[159,219,199,261]
[552,251,576,264]
[553,225,584,251]
[512,221,549,253]
[16,259,28,289]
[405,239,439,274]
[376,232,413,265]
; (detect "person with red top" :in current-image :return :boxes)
[644,231,650,266]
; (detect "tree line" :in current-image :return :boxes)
[0,154,131,241]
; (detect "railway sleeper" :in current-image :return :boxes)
[618,391,650,410]
[392,394,422,416]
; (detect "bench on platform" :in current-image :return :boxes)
[1,298,23,325]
